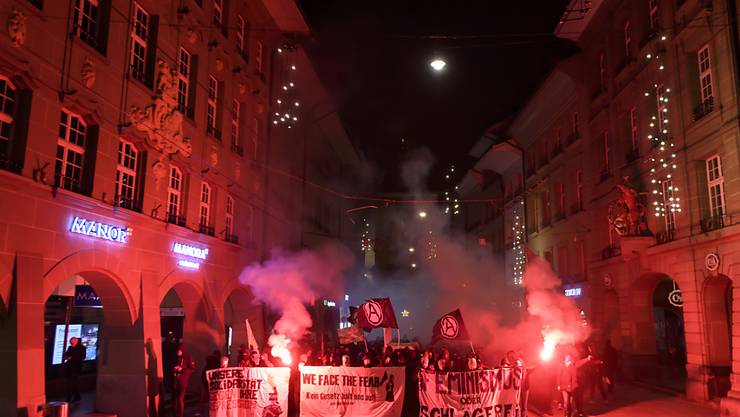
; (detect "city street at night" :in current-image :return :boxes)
[1,0,740,417]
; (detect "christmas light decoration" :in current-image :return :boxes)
[644,34,682,219]
[272,43,301,128]
[512,198,526,285]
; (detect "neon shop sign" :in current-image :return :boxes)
[173,242,209,270]
[69,217,131,243]
[564,287,583,297]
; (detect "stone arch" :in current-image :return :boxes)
[43,250,138,326]
[222,282,265,362]
[629,272,669,355]
[703,274,732,398]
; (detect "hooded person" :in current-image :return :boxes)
[173,343,195,417]
[557,353,591,417]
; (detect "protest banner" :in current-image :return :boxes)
[299,366,405,417]
[206,366,290,417]
[418,367,524,417]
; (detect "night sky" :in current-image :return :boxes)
[297,0,578,192]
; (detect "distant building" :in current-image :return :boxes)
[463,0,740,410]
[0,1,360,416]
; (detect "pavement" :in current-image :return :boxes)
[530,383,718,417]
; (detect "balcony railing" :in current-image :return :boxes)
[199,223,215,236]
[231,142,244,156]
[700,214,726,233]
[55,174,91,196]
[225,232,239,244]
[655,229,675,245]
[693,97,714,122]
[166,212,187,227]
[206,125,222,141]
[177,103,195,120]
[115,194,143,213]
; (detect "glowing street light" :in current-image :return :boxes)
[430,59,446,71]
[408,247,415,253]
[418,211,427,219]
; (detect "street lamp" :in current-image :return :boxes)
[430,59,446,71]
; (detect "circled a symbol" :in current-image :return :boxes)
[440,315,460,339]
[363,301,384,326]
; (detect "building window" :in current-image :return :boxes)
[231,99,242,155]
[624,20,631,57]
[167,166,183,225]
[649,0,659,31]
[177,48,191,115]
[541,191,551,227]
[55,110,86,193]
[0,76,15,166]
[603,131,610,174]
[236,15,245,55]
[116,139,139,210]
[256,41,263,74]
[199,182,213,234]
[557,182,565,219]
[630,107,638,151]
[213,0,223,27]
[698,44,713,107]
[130,3,149,84]
[662,179,676,232]
[73,0,99,48]
[599,53,606,92]
[657,84,668,133]
[225,195,235,241]
[575,170,583,211]
[706,155,725,218]
[207,75,220,138]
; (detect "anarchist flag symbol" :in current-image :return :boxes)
[363,300,384,327]
[440,315,460,340]
[431,308,470,343]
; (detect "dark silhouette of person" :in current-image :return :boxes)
[385,374,395,402]
[172,344,195,417]
[63,337,86,403]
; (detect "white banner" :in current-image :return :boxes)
[419,367,524,417]
[206,367,291,417]
[299,366,405,417]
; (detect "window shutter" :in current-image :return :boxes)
[216,80,224,139]
[136,150,148,210]
[695,160,710,220]
[181,170,189,219]
[9,89,32,174]
[188,54,198,117]
[97,0,111,55]
[81,124,99,196]
[145,15,160,89]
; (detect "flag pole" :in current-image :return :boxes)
[469,341,476,355]
[396,328,400,348]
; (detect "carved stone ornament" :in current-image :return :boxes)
[608,176,648,236]
[81,57,96,88]
[152,160,167,190]
[7,8,27,48]
[215,58,224,72]
[126,59,193,158]
[234,163,241,181]
[187,29,198,44]
[209,145,219,168]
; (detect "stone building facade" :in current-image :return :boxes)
[0,1,361,416]
[462,0,740,412]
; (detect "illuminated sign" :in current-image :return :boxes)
[564,287,582,297]
[69,217,130,243]
[173,242,208,270]
[74,285,101,307]
[172,243,209,260]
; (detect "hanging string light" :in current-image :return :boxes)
[512,198,526,285]
[272,43,301,129]
[644,33,682,219]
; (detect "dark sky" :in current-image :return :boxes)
[296,0,577,192]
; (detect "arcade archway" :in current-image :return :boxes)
[703,275,732,399]
[652,278,687,383]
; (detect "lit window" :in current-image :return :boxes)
[207,75,218,135]
[236,15,245,53]
[167,166,182,222]
[200,182,212,228]
[177,48,190,114]
[73,0,99,47]
[213,0,223,27]
[0,76,16,158]
[706,155,725,218]
[624,20,631,57]
[256,41,263,73]
[225,195,234,239]
[649,0,659,31]
[630,107,638,151]
[231,99,240,148]
[116,139,138,209]
[130,3,149,83]
[55,109,86,192]
[698,44,713,106]
[662,179,676,232]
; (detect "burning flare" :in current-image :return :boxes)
[539,328,569,362]
[269,334,292,365]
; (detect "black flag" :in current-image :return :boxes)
[432,309,470,344]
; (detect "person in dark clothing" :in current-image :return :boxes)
[162,332,178,392]
[172,344,195,417]
[602,339,619,393]
[583,344,607,404]
[201,350,221,400]
[63,337,86,403]
[557,354,590,417]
